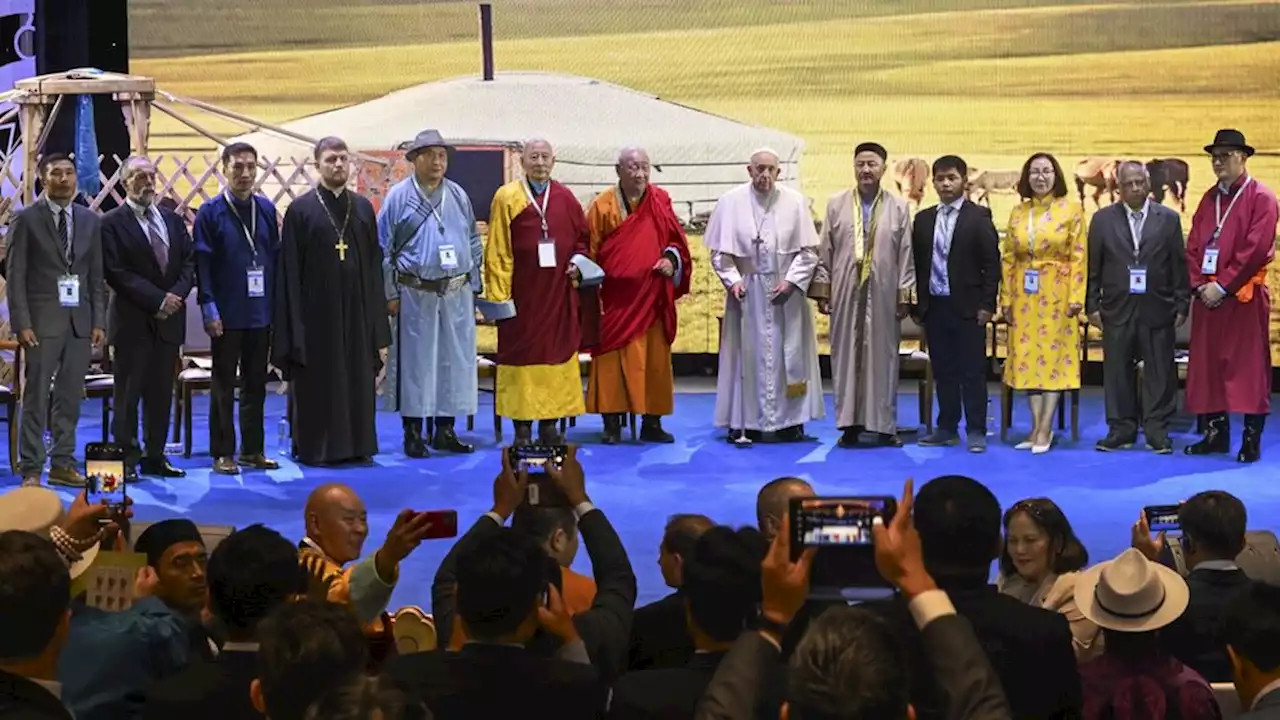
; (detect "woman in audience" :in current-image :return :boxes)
[998,497,1103,661]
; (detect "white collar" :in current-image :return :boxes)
[1125,198,1150,217]
[1192,559,1239,572]
[1253,678,1280,710]
[45,196,72,212]
[126,198,154,217]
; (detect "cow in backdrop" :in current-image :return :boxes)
[1147,158,1189,213]
[892,156,928,210]
[1074,157,1124,208]
[965,168,1020,206]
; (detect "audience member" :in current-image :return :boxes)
[512,504,597,613]
[697,478,1013,720]
[999,497,1102,661]
[0,531,74,720]
[389,528,606,718]
[145,524,307,719]
[250,600,371,720]
[431,446,636,681]
[611,525,766,719]
[628,513,714,672]
[785,606,911,718]
[1074,548,1218,720]
[1221,581,1280,718]
[756,477,814,542]
[302,675,412,720]
[1133,489,1250,682]
[883,475,1081,719]
[59,518,207,720]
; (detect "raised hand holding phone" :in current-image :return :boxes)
[871,477,938,599]
[761,514,816,631]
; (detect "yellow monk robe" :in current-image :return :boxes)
[298,540,397,669]
[583,184,692,415]
[483,179,591,420]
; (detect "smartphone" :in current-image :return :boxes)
[508,445,571,507]
[1144,504,1182,532]
[791,496,897,594]
[417,509,458,539]
[85,442,127,520]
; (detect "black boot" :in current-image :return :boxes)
[837,425,866,448]
[513,421,534,446]
[1185,413,1230,456]
[537,420,563,445]
[601,414,622,445]
[431,417,474,454]
[639,415,674,444]
[1238,414,1266,463]
[402,417,429,458]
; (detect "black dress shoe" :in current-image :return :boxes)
[873,433,903,448]
[1096,434,1136,452]
[1145,437,1174,455]
[601,414,623,445]
[140,458,186,478]
[837,430,860,448]
[432,428,475,454]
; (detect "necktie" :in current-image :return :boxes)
[57,208,71,264]
[147,212,168,273]
[1130,210,1144,252]
[930,206,953,295]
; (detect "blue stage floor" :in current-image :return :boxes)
[6,385,1280,611]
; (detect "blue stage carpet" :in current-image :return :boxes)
[6,386,1280,611]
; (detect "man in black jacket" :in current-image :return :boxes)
[628,513,714,672]
[880,475,1082,719]
[101,156,195,479]
[144,524,307,720]
[0,531,74,720]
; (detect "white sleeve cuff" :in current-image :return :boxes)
[572,501,597,520]
[483,511,506,526]
[907,589,956,629]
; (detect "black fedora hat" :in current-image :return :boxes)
[1203,128,1255,157]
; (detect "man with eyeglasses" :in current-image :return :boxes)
[1184,129,1279,463]
[193,142,281,475]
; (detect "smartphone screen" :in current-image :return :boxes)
[508,445,567,474]
[792,497,895,549]
[85,443,127,516]
[1144,504,1181,532]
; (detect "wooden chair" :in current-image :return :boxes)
[899,317,933,433]
[176,290,214,458]
[390,607,437,654]
[84,342,114,442]
[0,340,21,474]
[997,319,1085,442]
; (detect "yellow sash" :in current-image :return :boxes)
[853,190,883,285]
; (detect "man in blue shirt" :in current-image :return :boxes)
[194,142,280,475]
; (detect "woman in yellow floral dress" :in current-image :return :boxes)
[1001,153,1087,454]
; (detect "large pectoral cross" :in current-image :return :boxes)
[335,238,349,262]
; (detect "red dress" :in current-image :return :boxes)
[1185,175,1279,415]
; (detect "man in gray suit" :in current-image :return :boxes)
[5,153,106,487]
[1223,581,1280,719]
[1087,161,1190,454]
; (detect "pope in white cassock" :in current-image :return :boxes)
[706,148,824,447]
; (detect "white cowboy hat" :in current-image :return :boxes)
[0,487,99,580]
[1074,548,1189,633]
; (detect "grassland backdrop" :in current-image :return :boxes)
[127,0,1280,359]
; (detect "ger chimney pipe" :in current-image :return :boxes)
[479,3,494,81]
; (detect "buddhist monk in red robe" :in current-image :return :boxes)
[583,147,693,444]
[1184,129,1280,463]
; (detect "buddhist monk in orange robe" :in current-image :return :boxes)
[583,147,693,444]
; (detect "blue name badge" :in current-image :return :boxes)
[247,267,265,298]
[1129,266,1147,294]
[1023,268,1040,294]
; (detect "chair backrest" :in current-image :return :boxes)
[183,287,211,354]
[900,316,924,342]
[1211,683,1241,719]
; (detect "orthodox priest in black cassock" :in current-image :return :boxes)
[273,184,390,465]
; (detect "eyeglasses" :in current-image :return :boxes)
[1029,170,1055,178]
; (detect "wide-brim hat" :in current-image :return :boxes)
[0,487,99,580]
[403,129,453,161]
[1074,548,1189,633]
[1204,128,1255,157]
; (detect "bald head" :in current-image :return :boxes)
[304,484,369,563]
[521,138,555,183]
[616,146,651,199]
[756,477,814,541]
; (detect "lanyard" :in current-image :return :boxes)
[523,180,551,238]
[224,192,258,261]
[1213,176,1253,243]
[1128,206,1145,258]
[414,177,447,233]
[1025,203,1053,261]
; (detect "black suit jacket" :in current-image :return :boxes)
[141,648,259,720]
[101,203,196,346]
[433,510,637,683]
[385,643,606,719]
[628,591,693,671]
[874,583,1081,720]
[1086,201,1190,327]
[912,201,1001,320]
[0,671,73,720]
[610,651,725,719]
[1162,567,1251,683]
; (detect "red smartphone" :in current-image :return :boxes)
[418,510,458,539]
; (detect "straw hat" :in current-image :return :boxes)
[1074,548,1189,633]
[0,487,99,580]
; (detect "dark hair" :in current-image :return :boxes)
[302,674,407,720]
[1179,490,1247,559]
[207,524,307,637]
[256,600,368,720]
[1222,581,1280,673]
[38,153,74,176]
[511,505,577,545]
[787,606,909,720]
[455,528,546,641]
[1017,152,1069,199]
[914,475,1002,578]
[313,136,349,161]
[682,526,767,642]
[932,155,968,179]
[0,531,70,662]
[221,142,258,165]
[999,498,1089,578]
[662,513,714,558]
